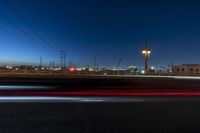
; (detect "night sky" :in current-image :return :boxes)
[0,0,200,68]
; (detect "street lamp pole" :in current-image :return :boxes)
[145,52,148,70]
[142,40,151,73]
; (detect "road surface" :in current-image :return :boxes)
[0,75,199,132]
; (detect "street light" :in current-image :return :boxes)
[142,41,151,73]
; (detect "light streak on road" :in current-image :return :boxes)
[100,75,200,80]
[0,86,48,90]
[0,96,142,103]
[0,96,198,103]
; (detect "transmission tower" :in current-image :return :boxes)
[52,61,55,68]
[49,61,52,68]
[40,57,43,68]
[60,50,66,69]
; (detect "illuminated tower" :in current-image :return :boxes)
[142,40,151,73]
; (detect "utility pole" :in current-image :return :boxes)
[171,61,174,73]
[93,56,97,71]
[69,60,72,68]
[96,64,99,71]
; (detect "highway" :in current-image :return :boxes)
[0,75,200,132]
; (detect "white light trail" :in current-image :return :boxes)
[0,86,48,90]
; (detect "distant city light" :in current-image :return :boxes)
[141,70,145,74]
[151,66,154,70]
[6,66,12,69]
[41,67,45,70]
[69,67,76,72]
[76,68,82,71]
[89,68,94,71]
[53,68,61,71]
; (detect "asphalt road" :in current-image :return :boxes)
[1,101,200,133]
[0,75,200,132]
[1,75,200,91]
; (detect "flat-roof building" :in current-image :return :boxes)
[173,64,200,75]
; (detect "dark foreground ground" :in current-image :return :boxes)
[1,100,200,133]
[0,75,199,132]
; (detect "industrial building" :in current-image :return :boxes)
[173,64,200,75]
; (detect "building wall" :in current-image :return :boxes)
[173,64,200,75]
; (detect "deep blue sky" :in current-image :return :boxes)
[0,0,200,68]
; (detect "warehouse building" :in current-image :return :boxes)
[173,64,200,75]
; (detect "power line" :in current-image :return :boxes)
[0,24,44,52]
[23,14,60,55]
[0,25,49,66]
[0,13,49,52]
[23,17,60,54]
[3,0,58,54]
